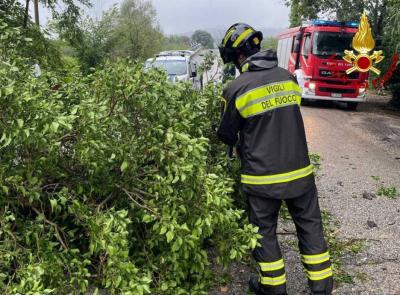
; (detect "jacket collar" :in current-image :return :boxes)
[241,50,278,73]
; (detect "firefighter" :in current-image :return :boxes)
[217,23,333,295]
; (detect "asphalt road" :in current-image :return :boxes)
[210,97,400,295]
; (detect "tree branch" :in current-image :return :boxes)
[117,185,159,216]
[31,206,69,251]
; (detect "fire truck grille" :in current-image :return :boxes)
[319,70,359,79]
[319,87,356,94]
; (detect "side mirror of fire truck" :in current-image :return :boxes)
[293,33,302,53]
[294,42,301,53]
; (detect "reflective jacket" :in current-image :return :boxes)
[217,50,314,199]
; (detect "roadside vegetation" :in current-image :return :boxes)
[0,19,261,294]
[371,176,398,199]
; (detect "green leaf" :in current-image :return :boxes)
[4,86,13,95]
[120,161,129,172]
[50,199,57,212]
[1,185,9,194]
[17,119,24,128]
[50,122,59,132]
[166,231,174,243]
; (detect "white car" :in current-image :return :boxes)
[145,51,202,89]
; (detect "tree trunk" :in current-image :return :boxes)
[23,0,30,28]
[33,0,39,26]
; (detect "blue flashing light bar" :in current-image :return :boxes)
[309,20,359,28]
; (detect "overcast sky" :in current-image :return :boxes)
[37,0,290,35]
[150,0,289,34]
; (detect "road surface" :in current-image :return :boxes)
[210,97,400,295]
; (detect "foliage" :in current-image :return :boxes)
[289,0,302,27]
[309,153,322,173]
[39,0,91,34]
[0,22,259,294]
[285,0,388,36]
[113,0,163,60]
[161,35,191,51]
[371,176,398,199]
[261,37,278,51]
[0,1,63,71]
[63,0,164,71]
[65,11,117,71]
[192,30,215,49]
[0,0,26,27]
[383,0,400,108]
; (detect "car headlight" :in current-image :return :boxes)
[309,82,316,91]
[359,87,366,94]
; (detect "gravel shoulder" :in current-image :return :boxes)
[210,96,400,295]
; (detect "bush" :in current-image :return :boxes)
[0,22,258,294]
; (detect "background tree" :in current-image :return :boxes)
[112,0,163,60]
[59,0,164,71]
[161,35,191,51]
[192,30,215,49]
[289,0,302,27]
[285,0,387,37]
[66,9,118,71]
[262,37,279,51]
[0,0,63,70]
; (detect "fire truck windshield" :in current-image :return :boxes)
[312,32,355,58]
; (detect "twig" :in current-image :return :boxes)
[276,232,296,235]
[118,186,159,216]
[97,193,114,211]
[31,206,69,251]
[56,132,77,143]
[106,96,119,118]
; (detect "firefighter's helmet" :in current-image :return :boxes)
[219,23,263,64]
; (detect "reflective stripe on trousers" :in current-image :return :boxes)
[258,259,286,287]
[301,251,333,281]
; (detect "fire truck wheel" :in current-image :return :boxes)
[347,102,359,111]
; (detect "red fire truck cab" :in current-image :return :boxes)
[277,20,368,110]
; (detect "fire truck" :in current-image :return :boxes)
[277,20,368,110]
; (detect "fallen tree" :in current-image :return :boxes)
[0,21,258,295]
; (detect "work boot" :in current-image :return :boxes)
[249,277,288,295]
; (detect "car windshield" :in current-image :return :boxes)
[312,32,355,58]
[145,60,187,75]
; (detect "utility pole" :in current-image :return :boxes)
[33,0,39,26]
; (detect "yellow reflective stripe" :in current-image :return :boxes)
[232,28,254,48]
[306,266,333,281]
[241,165,313,185]
[241,63,249,72]
[260,274,286,286]
[235,80,299,110]
[240,93,301,118]
[301,251,330,265]
[259,259,284,271]
[235,81,302,118]
[223,28,235,46]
